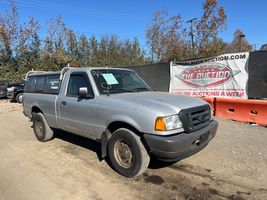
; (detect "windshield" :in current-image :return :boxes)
[91,69,151,95]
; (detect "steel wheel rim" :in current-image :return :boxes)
[35,119,44,138]
[18,94,23,103]
[114,139,134,168]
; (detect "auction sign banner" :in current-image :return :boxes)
[169,52,249,99]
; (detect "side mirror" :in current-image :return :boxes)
[78,87,88,96]
[78,87,94,99]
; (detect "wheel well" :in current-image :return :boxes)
[107,121,141,136]
[32,106,43,114]
[15,90,23,96]
[106,121,151,156]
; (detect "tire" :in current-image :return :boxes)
[108,128,150,177]
[15,93,23,103]
[33,113,54,142]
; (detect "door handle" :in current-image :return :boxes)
[61,101,67,105]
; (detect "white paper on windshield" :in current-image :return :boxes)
[101,73,119,85]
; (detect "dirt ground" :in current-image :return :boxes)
[0,100,266,200]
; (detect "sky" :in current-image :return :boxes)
[0,0,266,52]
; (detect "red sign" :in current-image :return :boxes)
[176,63,240,88]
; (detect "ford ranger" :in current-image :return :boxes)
[23,67,218,177]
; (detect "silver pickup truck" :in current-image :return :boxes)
[23,67,218,177]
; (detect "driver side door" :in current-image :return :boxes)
[59,72,98,139]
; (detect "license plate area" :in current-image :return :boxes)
[200,132,209,143]
[192,132,209,147]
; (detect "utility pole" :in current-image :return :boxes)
[253,44,257,51]
[186,18,197,57]
[238,34,245,52]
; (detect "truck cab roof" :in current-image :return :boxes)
[28,67,133,77]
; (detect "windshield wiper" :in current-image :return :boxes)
[106,87,150,94]
[131,87,150,91]
[108,88,134,94]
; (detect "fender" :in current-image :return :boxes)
[100,115,142,159]
[106,114,141,132]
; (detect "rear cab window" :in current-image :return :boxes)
[24,76,37,92]
[35,76,46,92]
[45,75,60,94]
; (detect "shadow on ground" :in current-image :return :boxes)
[53,129,176,170]
[53,129,102,160]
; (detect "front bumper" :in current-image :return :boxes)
[143,120,218,162]
[7,91,14,98]
[0,91,7,98]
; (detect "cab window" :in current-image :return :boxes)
[35,76,46,92]
[24,76,37,93]
[45,75,60,94]
[67,73,94,97]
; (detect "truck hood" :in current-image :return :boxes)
[102,91,208,115]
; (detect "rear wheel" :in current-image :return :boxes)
[108,128,150,177]
[33,113,54,142]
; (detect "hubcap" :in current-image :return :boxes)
[35,119,44,138]
[114,139,134,168]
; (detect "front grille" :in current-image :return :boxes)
[179,105,211,133]
[0,90,6,94]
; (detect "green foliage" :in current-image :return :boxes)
[0,2,147,83]
[0,0,255,83]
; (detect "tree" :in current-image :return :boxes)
[17,17,39,52]
[78,34,90,66]
[88,35,99,66]
[130,37,146,65]
[196,0,227,56]
[146,0,227,61]
[29,33,41,59]
[16,17,41,76]
[45,16,66,53]
[0,0,18,61]
[42,16,72,70]
[146,8,188,62]
[65,29,79,57]
[0,1,148,82]
[163,15,189,61]
[107,35,120,66]
[225,29,253,53]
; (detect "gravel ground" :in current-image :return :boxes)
[0,100,266,200]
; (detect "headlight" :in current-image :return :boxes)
[154,114,183,131]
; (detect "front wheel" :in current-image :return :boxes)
[33,113,54,142]
[108,128,150,177]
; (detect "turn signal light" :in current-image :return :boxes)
[154,117,166,131]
